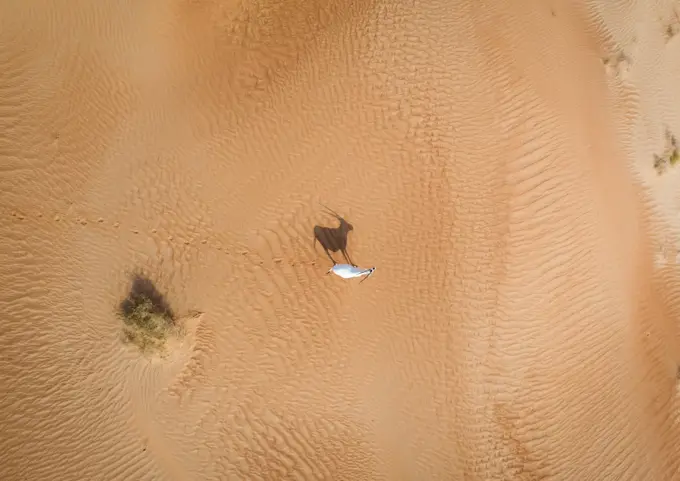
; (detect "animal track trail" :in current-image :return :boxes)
[7,191,329,269]
[5,201,320,268]
[20,204,235,251]
[6,206,330,279]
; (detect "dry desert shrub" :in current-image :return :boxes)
[653,129,679,174]
[118,274,181,354]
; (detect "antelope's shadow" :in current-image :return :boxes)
[313,205,356,266]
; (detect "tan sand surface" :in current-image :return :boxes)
[2,0,680,479]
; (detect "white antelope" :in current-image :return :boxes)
[327,263,376,283]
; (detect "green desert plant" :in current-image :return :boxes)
[118,274,179,354]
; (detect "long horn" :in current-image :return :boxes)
[359,268,375,283]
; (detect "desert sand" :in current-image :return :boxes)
[2,0,680,479]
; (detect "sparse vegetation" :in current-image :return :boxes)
[118,274,180,354]
[653,128,679,175]
[664,9,680,41]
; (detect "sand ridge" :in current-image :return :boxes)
[1,0,680,479]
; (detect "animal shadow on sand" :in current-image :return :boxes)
[313,204,356,266]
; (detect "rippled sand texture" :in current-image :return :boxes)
[2,0,680,479]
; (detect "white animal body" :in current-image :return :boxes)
[327,263,376,283]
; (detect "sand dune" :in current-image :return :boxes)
[2,0,680,479]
